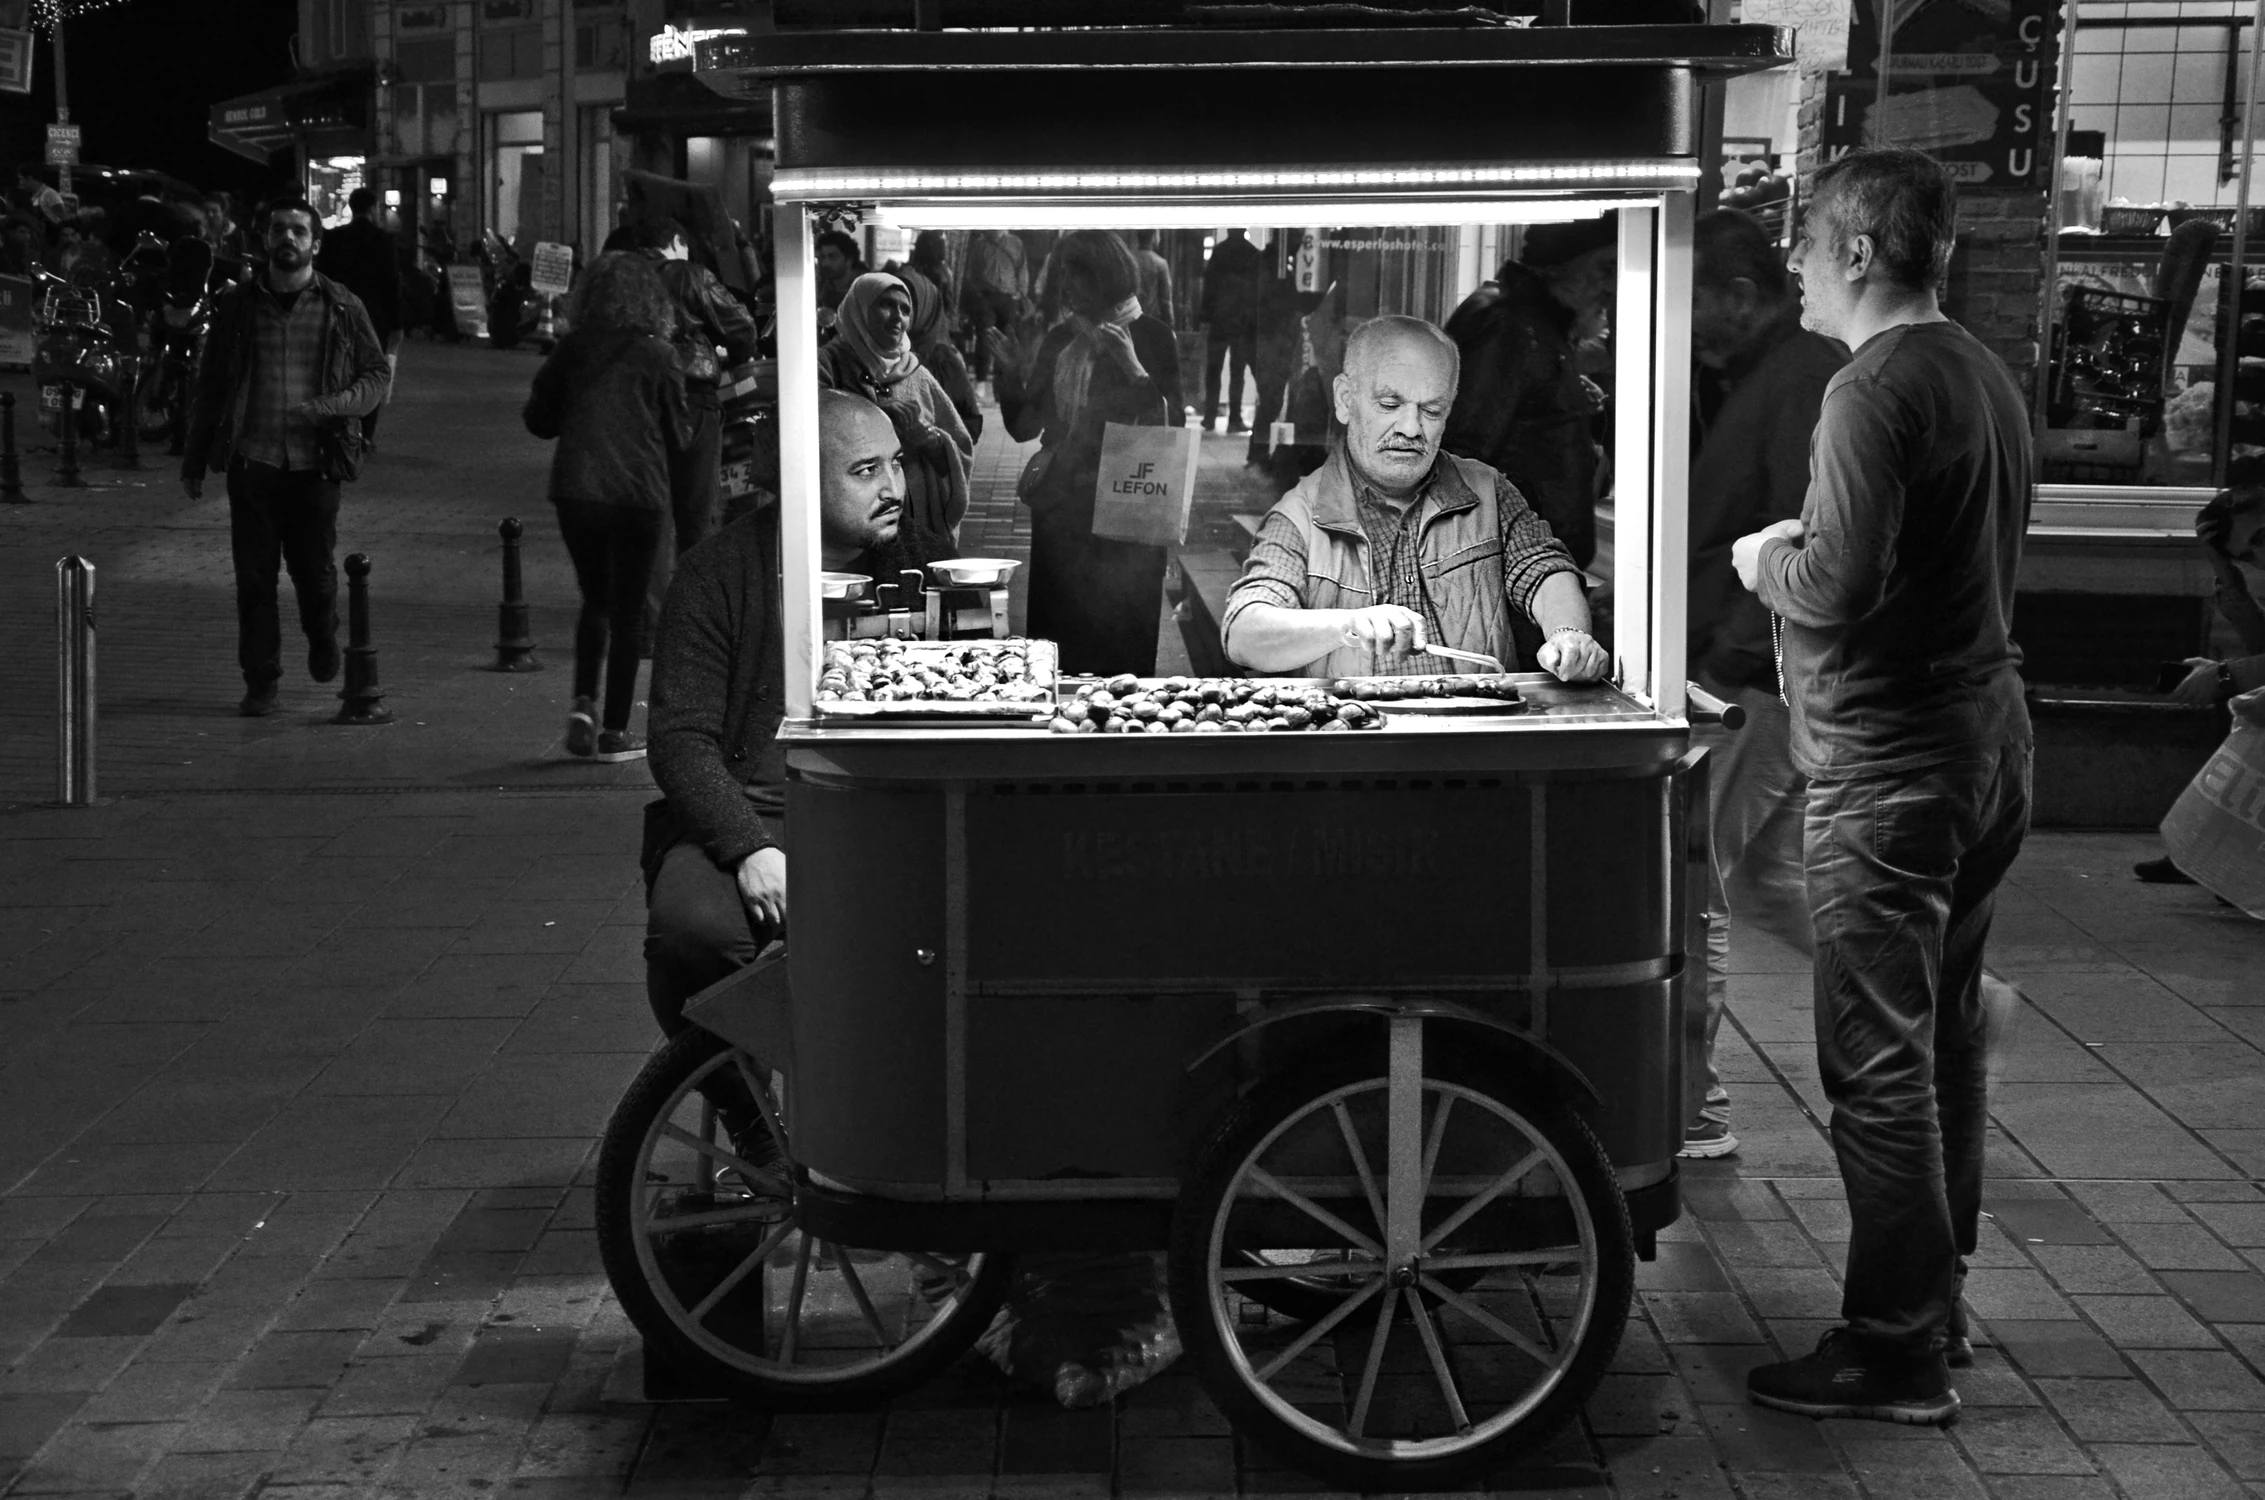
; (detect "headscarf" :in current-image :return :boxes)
[1051,295,1141,429]
[833,271,920,391]
[897,266,946,351]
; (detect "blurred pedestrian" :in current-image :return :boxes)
[1734,148,2032,1427]
[1132,229,1175,330]
[1442,216,1616,568]
[642,216,761,561]
[900,265,982,443]
[524,252,691,763]
[814,229,864,325]
[314,188,405,448]
[1199,227,1262,431]
[15,166,63,226]
[819,270,974,563]
[907,230,956,330]
[990,230,1182,675]
[0,212,41,276]
[179,195,391,718]
[963,228,1030,380]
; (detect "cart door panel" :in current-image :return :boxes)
[1543,778,1673,967]
[787,783,948,1189]
[965,994,1237,1183]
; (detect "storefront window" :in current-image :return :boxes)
[2049,1,2261,490]
[308,156,367,230]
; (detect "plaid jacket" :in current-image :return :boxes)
[181,272,390,484]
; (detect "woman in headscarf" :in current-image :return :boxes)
[897,265,982,443]
[817,271,974,565]
[987,229,1183,676]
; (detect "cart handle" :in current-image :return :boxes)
[1686,683,1746,731]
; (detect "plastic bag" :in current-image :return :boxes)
[2160,689,2265,919]
[975,1252,1180,1407]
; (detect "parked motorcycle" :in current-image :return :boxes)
[132,237,220,454]
[31,259,142,452]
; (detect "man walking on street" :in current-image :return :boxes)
[1734,149,2033,1427]
[1199,227,1262,431]
[314,187,404,448]
[962,228,1030,381]
[182,196,391,718]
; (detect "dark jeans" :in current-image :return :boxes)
[646,834,783,1037]
[554,499,664,733]
[227,458,339,689]
[1806,741,2032,1354]
[966,288,1020,378]
[1204,328,1257,425]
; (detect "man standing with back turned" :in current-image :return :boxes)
[1734,149,2032,1427]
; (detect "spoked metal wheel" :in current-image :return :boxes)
[1168,1020,1633,1492]
[596,1028,1012,1406]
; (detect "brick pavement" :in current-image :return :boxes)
[2,343,2263,1499]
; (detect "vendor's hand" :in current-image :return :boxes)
[1539,628,1609,684]
[1732,517,1806,593]
[736,846,788,932]
[1339,604,1428,659]
[2232,685,2265,725]
[1091,321,1144,378]
[982,327,1019,376]
[2172,656,2225,706]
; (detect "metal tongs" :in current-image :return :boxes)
[1421,642,1507,674]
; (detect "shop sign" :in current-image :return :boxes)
[648,22,743,65]
[395,3,451,32]
[0,274,33,368]
[1819,0,2060,187]
[1743,0,1850,74]
[480,0,533,23]
[214,98,281,131]
[530,242,573,297]
[44,122,79,167]
[448,264,489,339]
[1294,229,1322,292]
[0,27,32,94]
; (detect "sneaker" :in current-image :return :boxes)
[1678,1120,1740,1159]
[308,634,340,684]
[1748,1328,1960,1426]
[564,698,597,758]
[1942,1301,1973,1368]
[2133,856,2194,885]
[594,729,647,763]
[239,683,279,717]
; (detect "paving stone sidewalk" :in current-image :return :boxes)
[2,344,2262,1500]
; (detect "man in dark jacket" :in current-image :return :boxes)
[181,196,391,718]
[1442,216,1616,567]
[1199,227,1263,432]
[314,187,404,446]
[645,391,899,1032]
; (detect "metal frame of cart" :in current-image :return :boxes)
[593,17,1791,1491]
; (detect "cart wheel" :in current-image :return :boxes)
[1168,1020,1632,1491]
[597,1028,1012,1407]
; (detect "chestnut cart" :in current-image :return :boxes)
[595,10,1788,1491]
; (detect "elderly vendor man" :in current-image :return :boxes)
[1223,314,1609,681]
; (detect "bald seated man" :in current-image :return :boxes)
[643,389,910,1036]
[1224,314,1609,681]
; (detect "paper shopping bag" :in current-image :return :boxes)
[2160,717,2265,919]
[1091,422,1199,547]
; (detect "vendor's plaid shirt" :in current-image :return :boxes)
[1231,454,1579,673]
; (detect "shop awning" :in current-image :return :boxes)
[209,71,372,165]
[612,68,771,138]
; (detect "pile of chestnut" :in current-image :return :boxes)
[1330,675,1525,702]
[1047,675,1387,734]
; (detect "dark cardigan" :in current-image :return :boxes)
[649,510,788,868]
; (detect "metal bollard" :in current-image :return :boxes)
[332,553,395,726]
[491,517,542,672]
[54,383,84,488]
[1,392,25,503]
[56,556,95,806]
[114,362,142,470]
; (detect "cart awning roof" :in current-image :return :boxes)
[698,23,1787,197]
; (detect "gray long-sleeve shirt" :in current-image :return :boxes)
[1753,319,2032,780]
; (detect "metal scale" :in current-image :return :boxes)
[821,564,1016,642]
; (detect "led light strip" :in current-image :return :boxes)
[772,160,1699,201]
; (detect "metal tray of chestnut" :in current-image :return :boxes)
[1327,673,1531,712]
[1047,674,1445,735]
